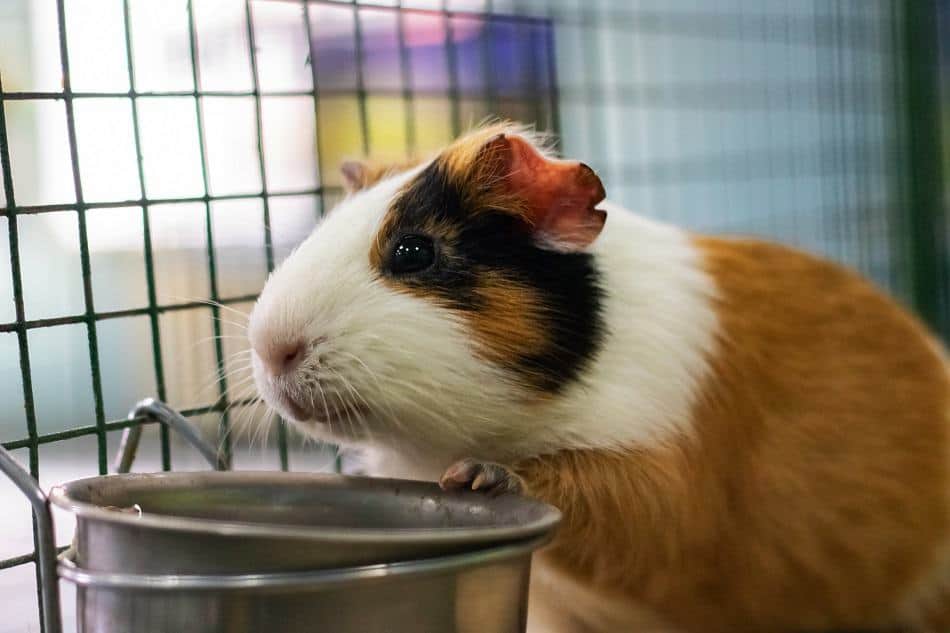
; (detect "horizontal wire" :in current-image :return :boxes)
[0,82,886,108]
[0,397,259,451]
[0,294,258,333]
[0,547,69,572]
[0,186,338,216]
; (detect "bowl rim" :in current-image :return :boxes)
[48,470,562,545]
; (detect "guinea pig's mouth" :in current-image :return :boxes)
[272,391,311,422]
[268,386,368,427]
[306,396,368,425]
[250,356,371,432]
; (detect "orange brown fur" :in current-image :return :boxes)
[436,121,538,218]
[513,236,950,632]
[437,121,541,186]
[467,274,550,371]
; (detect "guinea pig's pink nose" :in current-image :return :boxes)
[254,340,307,377]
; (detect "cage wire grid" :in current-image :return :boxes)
[0,0,562,625]
[0,0,947,631]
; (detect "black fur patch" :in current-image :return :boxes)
[377,160,606,394]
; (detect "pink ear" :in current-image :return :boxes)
[340,160,369,193]
[483,134,606,250]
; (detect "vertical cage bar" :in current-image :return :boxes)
[442,1,462,137]
[56,0,109,475]
[901,0,948,338]
[544,10,562,147]
[302,0,327,204]
[815,0,835,260]
[735,8,753,232]
[854,3,874,281]
[837,3,854,267]
[243,0,276,282]
[352,1,371,156]
[122,0,172,470]
[524,18,543,131]
[888,0,911,297]
[871,6,892,288]
[185,0,233,467]
[760,9,777,237]
[583,0,605,170]
[481,0,497,117]
[712,1,731,235]
[0,71,48,633]
[395,1,417,154]
[782,0,799,242]
[302,0,341,473]
[578,0,608,195]
[244,0,289,470]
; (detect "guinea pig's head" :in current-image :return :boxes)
[248,123,607,455]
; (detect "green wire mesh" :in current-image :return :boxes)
[0,1,947,631]
[0,3,560,627]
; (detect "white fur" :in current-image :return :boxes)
[364,203,720,479]
[250,166,525,463]
[249,158,719,482]
[529,203,718,452]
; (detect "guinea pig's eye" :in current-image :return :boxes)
[390,234,435,274]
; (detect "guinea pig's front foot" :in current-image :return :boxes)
[439,459,524,496]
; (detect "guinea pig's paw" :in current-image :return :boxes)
[438,459,524,496]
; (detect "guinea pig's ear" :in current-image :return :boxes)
[341,157,425,194]
[478,133,607,250]
[340,160,371,194]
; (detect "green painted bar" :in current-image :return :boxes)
[185,0,234,468]
[902,0,948,339]
[395,1,418,154]
[301,0,340,474]
[0,187,332,218]
[353,2,371,156]
[243,0,290,470]
[1,397,258,452]
[443,0,462,138]
[56,0,109,478]
[122,0,173,470]
[0,295,261,333]
[0,63,47,632]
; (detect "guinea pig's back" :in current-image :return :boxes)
[690,234,950,630]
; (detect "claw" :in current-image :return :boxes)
[471,470,489,490]
[439,459,522,496]
[439,459,479,489]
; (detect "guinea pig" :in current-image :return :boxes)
[247,121,950,633]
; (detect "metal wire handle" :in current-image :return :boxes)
[115,398,229,473]
[0,398,225,633]
[0,448,62,633]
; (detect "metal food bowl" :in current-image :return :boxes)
[0,399,561,633]
[54,470,560,575]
